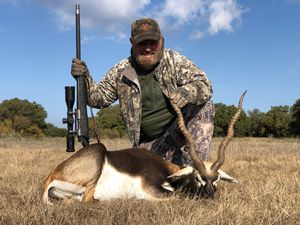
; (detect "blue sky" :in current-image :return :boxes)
[0,0,299,128]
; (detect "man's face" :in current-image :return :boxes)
[131,37,164,71]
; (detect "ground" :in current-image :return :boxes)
[0,137,299,225]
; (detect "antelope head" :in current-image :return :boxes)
[170,91,246,198]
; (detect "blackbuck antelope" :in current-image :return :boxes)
[43,92,246,204]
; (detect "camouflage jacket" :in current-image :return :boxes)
[86,49,213,147]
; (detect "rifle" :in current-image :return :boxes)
[63,4,89,152]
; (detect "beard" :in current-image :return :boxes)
[136,53,160,71]
[132,40,164,71]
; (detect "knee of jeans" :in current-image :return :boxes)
[207,101,215,121]
[194,101,215,123]
[204,100,215,114]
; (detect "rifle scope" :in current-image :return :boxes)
[62,86,75,152]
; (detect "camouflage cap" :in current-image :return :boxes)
[131,18,161,43]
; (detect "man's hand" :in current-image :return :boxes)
[71,58,89,78]
[170,87,190,108]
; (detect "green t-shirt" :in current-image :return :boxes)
[137,70,176,142]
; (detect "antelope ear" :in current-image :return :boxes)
[167,166,194,188]
[167,166,193,179]
[218,169,238,183]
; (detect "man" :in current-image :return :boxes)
[71,18,215,166]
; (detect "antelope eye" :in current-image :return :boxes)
[213,175,221,186]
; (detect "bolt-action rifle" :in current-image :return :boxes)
[63,4,89,152]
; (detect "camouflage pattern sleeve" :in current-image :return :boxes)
[85,59,129,109]
[171,50,213,105]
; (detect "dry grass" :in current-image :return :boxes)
[0,137,299,225]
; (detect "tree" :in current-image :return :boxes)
[44,123,67,137]
[263,105,291,137]
[248,109,266,137]
[0,98,47,137]
[290,98,300,136]
[95,104,126,138]
[214,103,250,137]
[0,119,13,137]
[213,103,230,137]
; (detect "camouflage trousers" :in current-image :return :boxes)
[139,101,215,166]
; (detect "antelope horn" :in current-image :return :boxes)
[170,101,208,178]
[210,91,247,173]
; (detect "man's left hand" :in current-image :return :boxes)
[170,87,190,108]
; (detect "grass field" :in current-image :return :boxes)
[0,137,299,225]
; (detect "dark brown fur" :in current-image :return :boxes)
[43,144,182,203]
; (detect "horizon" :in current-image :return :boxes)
[0,0,299,128]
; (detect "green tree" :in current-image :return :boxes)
[44,123,67,137]
[0,119,13,137]
[214,103,249,137]
[95,104,126,138]
[0,98,47,137]
[248,109,266,137]
[289,98,300,136]
[213,103,229,137]
[263,105,291,137]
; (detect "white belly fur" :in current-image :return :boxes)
[94,159,154,200]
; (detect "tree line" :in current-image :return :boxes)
[214,102,299,137]
[0,98,66,138]
[0,98,299,138]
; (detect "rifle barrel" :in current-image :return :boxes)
[75,4,89,147]
[75,4,81,60]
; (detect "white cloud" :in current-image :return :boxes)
[0,0,27,5]
[155,0,246,39]
[82,35,97,44]
[189,30,205,40]
[158,0,205,26]
[208,0,244,34]
[42,0,151,32]
[40,0,246,40]
[1,0,247,40]
[105,31,128,43]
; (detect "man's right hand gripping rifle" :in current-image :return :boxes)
[71,58,90,78]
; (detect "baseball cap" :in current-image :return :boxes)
[131,18,161,43]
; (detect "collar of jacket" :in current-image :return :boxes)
[122,64,141,91]
[122,57,162,90]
